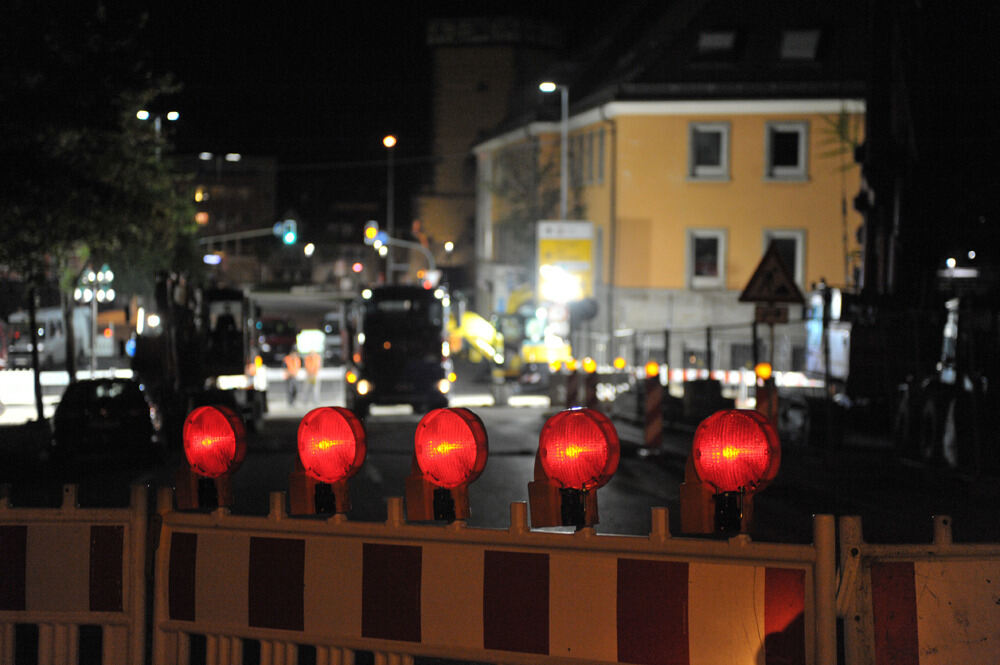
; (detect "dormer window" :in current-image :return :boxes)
[780,30,821,61]
[694,30,738,62]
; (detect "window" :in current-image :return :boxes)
[763,229,805,285]
[765,121,808,180]
[688,229,727,289]
[689,122,730,180]
[780,30,821,61]
[695,30,738,62]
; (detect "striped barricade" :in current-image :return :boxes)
[154,488,837,665]
[0,484,148,665]
[837,515,1000,665]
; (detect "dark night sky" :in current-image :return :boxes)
[138,3,593,166]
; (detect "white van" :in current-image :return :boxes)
[7,307,90,370]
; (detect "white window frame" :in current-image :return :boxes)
[765,121,809,180]
[688,228,728,289]
[688,122,730,180]
[763,229,806,286]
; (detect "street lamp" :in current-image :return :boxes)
[137,110,179,160]
[74,264,114,375]
[539,81,569,220]
[383,135,397,281]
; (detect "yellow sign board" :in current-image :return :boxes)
[537,221,593,301]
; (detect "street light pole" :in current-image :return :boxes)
[540,82,569,220]
[383,135,397,282]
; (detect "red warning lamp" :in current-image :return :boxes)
[407,408,488,522]
[530,408,620,529]
[298,407,366,484]
[539,408,620,490]
[176,405,246,510]
[183,405,247,478]
[691,409,779,533]
[290,407,366,515]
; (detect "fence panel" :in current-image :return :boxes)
[0,484,147,665]
[838,515,1000,665]
[153,489,836,665]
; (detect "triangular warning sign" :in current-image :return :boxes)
[739,243,805,304]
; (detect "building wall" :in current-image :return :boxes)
[476,99,864,369]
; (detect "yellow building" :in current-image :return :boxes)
[475,98,865,368]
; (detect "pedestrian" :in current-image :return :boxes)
[304,350,322,405]
[283,350,302,405]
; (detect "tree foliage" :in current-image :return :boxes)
[0,2,198,300]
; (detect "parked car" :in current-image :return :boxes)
[52,378,161,464]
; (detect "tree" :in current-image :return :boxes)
[0,3,198,418]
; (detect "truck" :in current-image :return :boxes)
[132,274,267,445]
[344,284,452,418]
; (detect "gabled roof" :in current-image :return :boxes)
[526,0,869,123]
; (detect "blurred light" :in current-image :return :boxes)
[147,314,161,328]
[356,379,372,396]
[137,307,145,334]
[378,245,388,257]
[437,378,451,394]
[195,211,209,225]
[968,250,977,260]
[225,152,241,162]
[383,134,397,148]
[136,110,150,120]
[304,242,316,257]
[582,357,597,373]
[86,270,96,283]
[613,357,626,370]
[204,253,223,265]
[194,187,207,202]
[362,289,372,300]
[105,288,116,302]
[539,81,557,93]
[946,257,957,268]
[352,262,363,273]
[444,241,454,253]
[166,111,180,121]
[199,152,213,161]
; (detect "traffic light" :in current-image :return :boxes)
[363,220,379,245]
[405,408,488,522]
[528,408,620,529]
[282,219,297,244]
[175,405,247,510]
[289,407,367,515]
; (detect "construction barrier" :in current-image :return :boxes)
[837,514,1000,665]
[154,489,836,665]
[0,484,148,665]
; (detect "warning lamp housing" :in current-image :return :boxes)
[691,409,776,493]
[297,407,366,484]
[530,408,620,529]
[414,408,488,488]
[539,408,620,491]
[182,405,247,479]
[407,408,488,522]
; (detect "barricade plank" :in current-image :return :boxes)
[839,515,1000,665]
[153,491,828,665]
[0,484,147,665]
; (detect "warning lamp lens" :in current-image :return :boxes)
[183,405,247,478]
[582,357,597,373]
[414,408,488,488]
[645,361,660,379]
[754,362,773,381]
[613,356,626,370]
[297,407,367,484]
[692,409,775,493]
[539,408,620,490]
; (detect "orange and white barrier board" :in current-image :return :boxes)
[0,484,147,665]
[154,490,836,665]
[838,515,1000,665]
